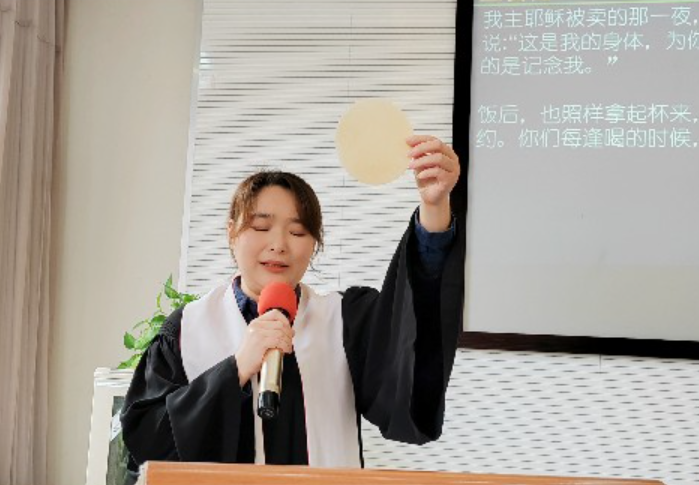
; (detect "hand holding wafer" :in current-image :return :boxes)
[335,99,459,231]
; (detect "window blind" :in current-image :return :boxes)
[182,0,456,295]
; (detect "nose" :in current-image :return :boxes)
[268,228,288,253]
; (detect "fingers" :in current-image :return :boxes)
[249,310,295,353]
[408,152,457,173]
[408,136,442,156]
[415,166,448,182]
[406,135,461,211]
[407,135,460,188]
[248,326,294,354]
[407,135,459,166]
[255,310,293,335]
[235,310,296,385]
[255,308,290,325]
[256,327,293,351]
[406,134,435,147]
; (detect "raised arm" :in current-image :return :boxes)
[407,134,460,232]
[342,135,463,444]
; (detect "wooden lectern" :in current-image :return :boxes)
[137,462,666,485]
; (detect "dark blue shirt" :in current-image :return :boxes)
[412,210,456,279]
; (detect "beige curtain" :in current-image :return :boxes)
[0,0,65,484]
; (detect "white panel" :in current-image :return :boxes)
[362,350,699,485]
[465,0,699,341]
[184,0,456,294]
[86,369,134,485]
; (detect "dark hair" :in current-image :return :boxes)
[228,171,324,252]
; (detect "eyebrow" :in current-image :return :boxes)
[252,213,303,224]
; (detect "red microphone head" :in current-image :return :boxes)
[258,282,298,323]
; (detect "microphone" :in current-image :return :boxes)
[257,281,298,420]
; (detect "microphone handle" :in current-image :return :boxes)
[258,348,283,420]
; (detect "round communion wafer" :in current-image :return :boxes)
[335,99,413,185]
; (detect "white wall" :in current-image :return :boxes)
[50,2,201,485]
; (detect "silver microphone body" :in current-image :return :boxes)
[258,349,284,419]
[260,348,283,394]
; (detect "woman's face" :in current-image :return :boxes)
[229,185,316,301]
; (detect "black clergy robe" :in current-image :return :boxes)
[120,214,464,478]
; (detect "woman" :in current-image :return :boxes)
[121,135,463,476]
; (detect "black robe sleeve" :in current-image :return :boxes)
[342,213,464,445]
[120,307,251,469]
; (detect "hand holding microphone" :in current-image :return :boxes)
[234,310,294,386]
[234,282,297,420]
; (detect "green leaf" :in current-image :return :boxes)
[118,354,141,369]
[183,294,199,304]
[171,293,199,310]
[163,275,178,299]
[150,315,166,325]
[133,326,159,351]
[118,275,201,369]
[123,332,136,350]
[163,281,178,300]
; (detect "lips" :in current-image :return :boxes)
[261,260,289,272]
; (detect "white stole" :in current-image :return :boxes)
[180,281,361,468]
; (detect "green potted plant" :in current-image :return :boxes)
[118,275,199,369]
